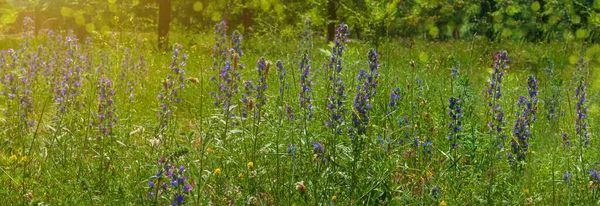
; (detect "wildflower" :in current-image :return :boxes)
[174,195,184,204]
[295,181,306,193]
[93,77,116,139]
[574,57,589,146]
[561,132,571,147]
[509,75,538,163]
[255,58,269,115]
[207,148,218,154]
[247,161,254,168]
[298,53,313,118]
[210,21,243,124]
[287,144,297,159]
[544,57,561,120]
[590,169,600,192]
[488,50,509,150]
[440,201,447,206]
[313,141,326,163]
[430,186,440,199]
[350,49,380,136]
[156,46,186,142]
[9,154,17,162]
[447,97,462,149]
[326,22,349,134]
[214,168,221,175]
[332,195,337,201]
[388,88,402,115]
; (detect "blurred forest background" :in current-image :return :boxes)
[1,0,600,48]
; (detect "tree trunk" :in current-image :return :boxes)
[327,0,337,42]
[158,0,172,50]
[242,0,252,35]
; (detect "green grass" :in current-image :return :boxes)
[1,29,600,205]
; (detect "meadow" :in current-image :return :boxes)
[2,18,600,205]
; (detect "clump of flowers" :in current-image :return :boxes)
[326,22,349,134]
[350,49,380,136]
[287,144,297,160]
[447,97,462,149]
[544,57,561,120]
[275,60,294,121]
[2,49,35,129]
[157,46,187,141]
[312,141,326,165]
[93,77,117,140]
[488,50,509,150]
[298,53,313,118]
[298,18,314,119]
[574,58,589,146]
[561,132,571,148]
[509,75,538,164]
[430,186,440,199]
[413,136,433,159]
[148,156,192,206]
[209,21,244,131]
[254,57,269,116]
[53,43,84,119]
[387,88,402,115]
[589,169,600,195]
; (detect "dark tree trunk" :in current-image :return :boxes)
[158,0,172,50]
[242,0,252,35]
[327,0,337,42]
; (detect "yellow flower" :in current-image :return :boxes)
[247,162,254,168]
[206,147,215,153]
[21,156,27,162]
[9,155,17,162]
[238,173,245,178]
[439,200,447,206]
[523,188,530,195]
[331,196,337,201]
[214,168,221,175]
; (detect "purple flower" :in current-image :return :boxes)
[488,50,509,150]
[92,77,116,138]
[298,20,314,119]
[326,23,349,133]
[574,57,589,146]
[448,97,462,149]
[351,49,379,136]
[175,195,184,203]
[510,75,538,163]
[210,21,242,123]
[157,46,187,137]
[255,57,269,115]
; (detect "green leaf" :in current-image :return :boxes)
[531,1,540,12]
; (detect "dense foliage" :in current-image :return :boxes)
[5,0,600,43]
